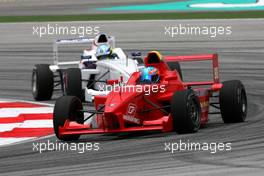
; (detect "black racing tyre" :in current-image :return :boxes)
[53,96,84,141]
[64,68,84,101]
[167,62,183,80]
[219,80,247,123]
[171,89,201,133]
[32,64,54,101]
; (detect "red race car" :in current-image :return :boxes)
[53,51,247,141]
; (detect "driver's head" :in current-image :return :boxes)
[96,44,112,60]
[140,66,160,84]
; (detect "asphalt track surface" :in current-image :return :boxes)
[0,19,264,175]
[0,0,183,16]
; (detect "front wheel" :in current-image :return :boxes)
[171,89,201,133]
[53,96,84,141]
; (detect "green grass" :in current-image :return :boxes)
[0,11,264,23]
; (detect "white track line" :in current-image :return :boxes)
[0,123,21,132]
[0,107,53,118]
[0,120,53,132]
[20,120,53,128]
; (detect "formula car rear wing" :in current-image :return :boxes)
[53,36,115,66]
[164,54,220,86]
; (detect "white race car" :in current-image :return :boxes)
[31,33,144,102]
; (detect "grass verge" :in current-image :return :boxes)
[0,11,264,23]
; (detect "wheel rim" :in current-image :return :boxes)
[240,90,247,118]
[188,96,200,128]
[32,70,37,94]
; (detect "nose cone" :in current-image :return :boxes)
[104,89,140,114]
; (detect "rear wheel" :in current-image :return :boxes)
[53,96,84,141]
[171,89,201,133]
[167,62,183,80]
[32,64,54,101]
[64,68,84,101]
[219,80,247,123]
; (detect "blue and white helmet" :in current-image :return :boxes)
[96,44,112,59]
[140,66,160,84]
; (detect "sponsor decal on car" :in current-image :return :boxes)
[123,103,141,124]
[200,101,209,109]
